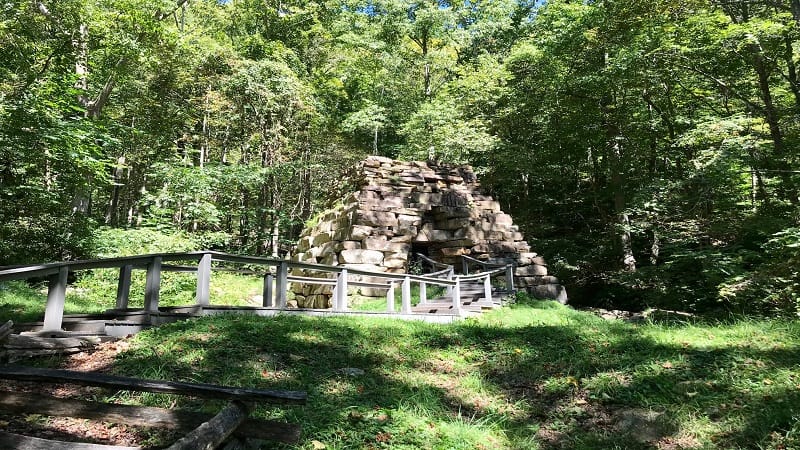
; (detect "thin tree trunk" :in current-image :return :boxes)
[750,44,797,201]
[650,229,660,266]
[783,36,800,112]
[105,156,126,225]
[271,219,280,257]
[373,125,379,155]
[73,23,89,107]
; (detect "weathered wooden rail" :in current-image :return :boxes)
[0,250,514,332]
[0,365,305,449]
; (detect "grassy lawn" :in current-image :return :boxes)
[350,284,448,312]
[2,278,798,449]
[0,272,264,323]
[98,296,799,449]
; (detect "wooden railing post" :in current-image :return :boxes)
[446,268,454,296]
[43,266,69,331]
[452,276,462,316]
[144,257,162,313]
[401,276,411,314]
[195,253,212,306]
[386,282,396,312]
[505,264,515,292]
[419,281,427,304]
[115,265,132,309]
[263,272,274,307]
[334,269,348,311]
[276,261,288,309]
[484,274,492,303]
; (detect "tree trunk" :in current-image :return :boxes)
[612,146,636,272]
[73,23,89,107]
[783,36,800,112]
[650,229,660,266]
[750,44,797,201]
[271,219,280,257]
[373,124,379,155]
[106,156,126,225]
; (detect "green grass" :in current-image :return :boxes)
[99,295,800,449]
[3,279,799,449]
[0,272,264,323]
[351,284,448,312]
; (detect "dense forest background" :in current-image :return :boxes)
[2,0,799,315]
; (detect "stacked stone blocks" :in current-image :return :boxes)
[291,157,566,308]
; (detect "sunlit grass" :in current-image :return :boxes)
[3,284,799,449]
[98,295,800,449]
[0,272,266,324]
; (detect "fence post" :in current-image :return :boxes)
[144,257,162,313]
[505,264,515,292]
[386,282,396,312]
[452,276,462,316]
[195,253,212,306]
[401,276,411,314]
[276,261,288,309]
[446,268,454,296]
[115,265,132,310]
[263,272,274,307]
[419,281,427,304]
[335,269,349,311]
[484,274,492,303]
[43,266,69,331]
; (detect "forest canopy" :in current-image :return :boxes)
[1,0,799,315]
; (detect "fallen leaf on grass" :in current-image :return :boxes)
[311,440,326,449]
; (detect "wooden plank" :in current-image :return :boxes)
[262,273,273,307]
[0,365,307,404]
[0,431,141,450]
[1,348,85,360]
[401,276,411,314]
[276,262,288,308]
[0,252,206,282]
[144,257,162,313]
[165,400,249,450]
[115,265,132,309]
[0,320,13,341]
[0,391,301,444]
[43,267,69,331]
[195,253,211,306]
[3,335,101,349]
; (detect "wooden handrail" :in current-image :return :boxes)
[0,250,512,327]
[414,253,452,270]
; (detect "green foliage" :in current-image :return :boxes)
[91,227,202,257]
[2,0,800,318]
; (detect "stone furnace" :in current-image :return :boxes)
[290,156,566,308]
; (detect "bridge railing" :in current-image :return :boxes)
[0,251,511,331]
[460,255,515,292]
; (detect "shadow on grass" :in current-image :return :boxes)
[100,301,800,449]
